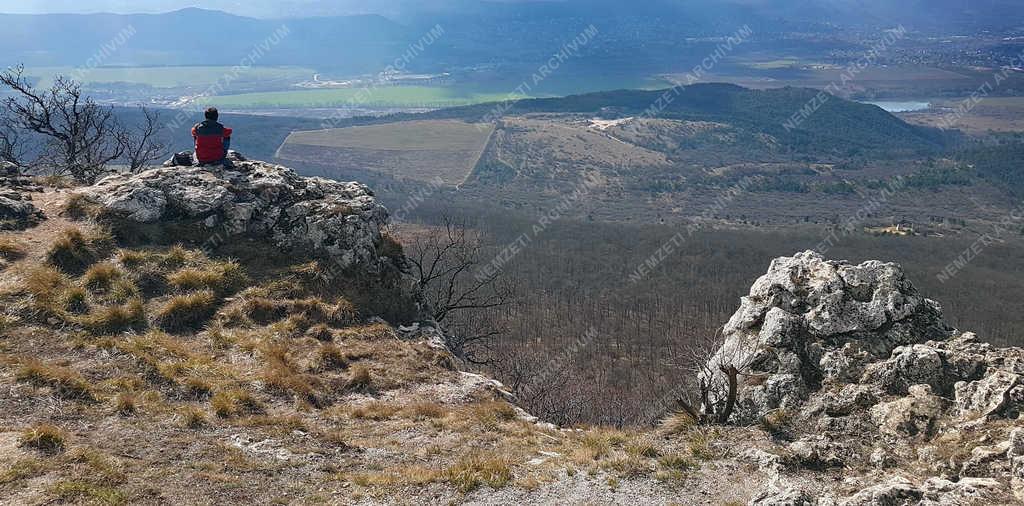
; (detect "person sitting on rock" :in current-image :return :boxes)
[191,107,232,165]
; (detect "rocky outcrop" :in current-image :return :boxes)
[707,251,1024,505]
[0,161,43,193]
[0,162,46,230]
[0,188,44,230]
[74,155,390,274]
[703,250,951,423]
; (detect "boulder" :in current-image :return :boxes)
[0,187,45,230]
[788,436,846,468]
[750,487,816,506]
[1010,429,1024,500]
[703,251,951,423]
[74,157,390,274]
[837,476,922,505]
[869,384,945,439]
[954,369,1020,421]
[0,161,43,192]
[861,344,947,395]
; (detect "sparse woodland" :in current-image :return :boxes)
[400,199,1024,426]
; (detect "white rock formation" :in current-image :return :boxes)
[75,157,389,273]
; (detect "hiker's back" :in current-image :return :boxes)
[191,108,232,164]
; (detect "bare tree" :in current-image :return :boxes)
[0,115,26,166]
[402,215,516,362]
[0,64,125,182]
[668,329,741,424]
[119,106,166,172]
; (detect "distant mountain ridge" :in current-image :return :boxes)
[418,83,951,155]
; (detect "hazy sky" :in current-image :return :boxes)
[0,1,404,16]
[0,0,541,17]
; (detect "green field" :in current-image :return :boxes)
[25,65,315,88]
[195,86,529,109]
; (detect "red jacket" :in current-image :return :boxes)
[192,120,232,163]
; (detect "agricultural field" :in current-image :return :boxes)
[900,96,1024,134]
[277,119,495,185]
[194,86,520,109]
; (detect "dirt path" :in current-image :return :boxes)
[0,189,75,290]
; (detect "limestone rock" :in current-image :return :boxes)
[0,162,43,192]
[960,441,1010,478]
[704,251,951,423]
[870,384,945,439]
[788,436,845,468]
[837,476,922,505]
[750,487,816,506]
[1009,429,1024,500]
[954,369,1020,421]
[75,157,390,274]
[738,448,787,480]
[0,187,45,230]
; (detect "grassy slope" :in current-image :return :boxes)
[0,192,770,504]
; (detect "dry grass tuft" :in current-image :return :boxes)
[20,424,68,454]
[261,344,322,406]
[49,480,127,505]
[0,236,26,261]
[81,262,123,290]
[166,260,247,295]
[24,265,72,314]
[242,297,287,324]
[659,412,697,435]
[306,323,333,342]
[114,393,137,416]
[211,389,263,418]
[345,364,372,392]
[46,227,114,274]
[179,406,208,428]
[16,359,94,400]
[61,193,100,219]
[443,453,514,492]
[349,401,400,420]
[404,402,445,420]
[77,298,146,335]
[472,400,519,428]
[657,453,696,471]
[316,343,348,370]
[155,290,218,331]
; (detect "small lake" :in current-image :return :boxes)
[862,101,931,112]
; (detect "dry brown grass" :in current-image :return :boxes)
[306,323,334,342]
[16,359,95,400]
[471,400,519,428]
[155,290,219,331]
[77,298,146,335]
[404,402,446,420]
[60,193,99,219]
[211,389,263,418]
[0,236,26,260]
[23,265,72,314]
[316,343,348,370]
[349,401,400,420]
[178,405,208,428]
[114,393,138,416]
[345,364,372,392]
[20,424,68,454]
[443,452,514,493]
[166,261,247,295]
[81,262,123,290]
[261,344,322,406]
[46,227,114,274]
